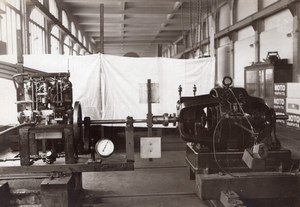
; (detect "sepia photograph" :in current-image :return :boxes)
[0,0,299,206]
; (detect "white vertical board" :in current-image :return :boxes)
[140,137,161,159]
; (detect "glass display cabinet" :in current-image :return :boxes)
[244,62,293,107]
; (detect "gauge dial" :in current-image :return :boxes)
[95,139,114,158]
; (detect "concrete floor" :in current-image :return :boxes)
[0,125,299,206]
[81,151,210,207]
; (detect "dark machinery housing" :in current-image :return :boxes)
[177,76,279,152]
[177,77,297,204]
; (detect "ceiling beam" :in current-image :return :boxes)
[95,36,178,41]
[97,31,182,37]
[102,39,173,44]
[70,7,192,15]
[79,18,190,25]
[64,0,190,3]
[83,24,189,31]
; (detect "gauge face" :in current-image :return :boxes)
[95,139,114,158]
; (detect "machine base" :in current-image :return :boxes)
[196,172,299,201]
[185,143,292,178]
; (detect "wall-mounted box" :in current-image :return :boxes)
[286,98,300,115]
[287,83,300,98]
[245,62,293,107]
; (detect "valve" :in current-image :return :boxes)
[178,85,182,98]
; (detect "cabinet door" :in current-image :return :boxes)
[258,69,265,99]
[245,70,258,97]
[265,68,274,107]
[265,68,273,98]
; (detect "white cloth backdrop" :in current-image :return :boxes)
[0,54,215,124]
[100,54,215,123]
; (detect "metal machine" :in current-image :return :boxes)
[0,74,177,167]
[177,77,296,205]
[10,72,78,165]
[0,74,297,205]
[177,76,278,152]
[13,72,73,126]
[177,76,291,174]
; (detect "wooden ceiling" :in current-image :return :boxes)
[63,0,210,57]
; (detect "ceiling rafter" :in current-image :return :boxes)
[62,0,211,56]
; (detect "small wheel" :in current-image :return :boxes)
[222,76,233,88]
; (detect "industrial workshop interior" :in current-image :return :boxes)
[1,0,300,206]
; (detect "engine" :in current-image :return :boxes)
[13,72,73,125]
[177,76,276,152]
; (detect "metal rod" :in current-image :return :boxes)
[89,119,147,125]
[0,123,35,136]
[147,79,153,137]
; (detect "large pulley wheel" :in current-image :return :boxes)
[73,101,82,148]
[83,117,91,153]
[73,101,90,154]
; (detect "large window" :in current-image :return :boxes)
[71,22,76,37]
[72,43,78,55]
[78,30,82,42]
[63,36,71,55]
[49,0,58,19]
[29,8,45,54]
[50,25,60,54]
[62,10,68,29]
[0,1,21,55]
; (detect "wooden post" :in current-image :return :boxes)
[16,30,24,112]
[41,174,75,207]
[252,20,264,63]
[29,132,38,156]
[291,2,300,82]
[125,116,134,162]
[157,44,162,57]
[147,79,153,137]
[19,127,30,166]
[100,4,104,54]
[64,126,75,164]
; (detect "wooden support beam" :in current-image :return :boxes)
[41,174,78,207]
[251,20,264,63]
[125,117,134,162]
[196,172,298,200]
[100,4,104,53]
[30,0,91,53]
[19,127,31,166]
[291,1,300,82]
[0,161,134,174]
[215,0,295,39]
[157,44,163,57]
[0,182,10,206]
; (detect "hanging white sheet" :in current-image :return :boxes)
[100,54,215,125]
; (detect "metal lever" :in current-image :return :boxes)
[193,84,197,96]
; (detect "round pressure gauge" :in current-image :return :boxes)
[95,139,114,158]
